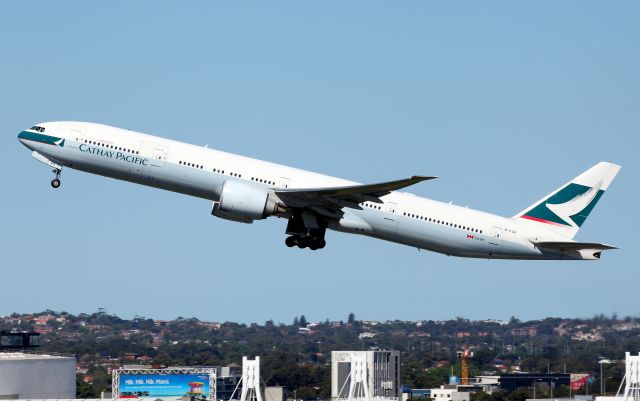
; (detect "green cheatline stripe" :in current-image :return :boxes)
[18,131,64,147]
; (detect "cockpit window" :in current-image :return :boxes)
[30,126,45,132]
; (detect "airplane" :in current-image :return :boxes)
[18,122,621,260]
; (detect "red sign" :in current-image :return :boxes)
[570,374,589,390]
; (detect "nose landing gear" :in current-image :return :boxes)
[50,168,61,188]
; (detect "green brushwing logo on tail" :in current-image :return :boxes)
[521,183,605,227]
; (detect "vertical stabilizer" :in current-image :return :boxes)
[513,162,621,239]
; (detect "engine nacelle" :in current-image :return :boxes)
[212,180,283,223]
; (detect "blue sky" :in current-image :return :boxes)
[1,2,638,324]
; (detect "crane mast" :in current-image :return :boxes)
[456,348,473,385]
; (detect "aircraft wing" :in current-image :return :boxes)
[275,175,436,209]
[532,241,618,251]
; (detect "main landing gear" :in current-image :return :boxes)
[51,168,61,188]
[285,212,327,251]
[285,235,326,250]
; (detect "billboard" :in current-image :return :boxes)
[113,368,216,401]
[570,373,590,391]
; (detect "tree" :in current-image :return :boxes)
[76,374,100,398]
[471,392,496,401]
[300,315,308,327]
[348,313,356,324]
[506,388,531,401]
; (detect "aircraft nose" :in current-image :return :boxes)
[17,129,34,149]
[17,130,28,145]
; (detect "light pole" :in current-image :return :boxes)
[533,379,543,399]
[599,359,612,396]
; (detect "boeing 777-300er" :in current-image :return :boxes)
[18,122,621,260]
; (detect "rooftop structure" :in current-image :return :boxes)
[0,351,75,399]
[0,332,40,350]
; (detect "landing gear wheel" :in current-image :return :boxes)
[285,236,296,247]
[297,237,309,249]
[50,168,62,189]
[308,238,325,251]
[284,234,327,250]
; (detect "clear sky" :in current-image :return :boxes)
[1,1,638,324]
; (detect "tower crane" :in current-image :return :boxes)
[456,348,474,385]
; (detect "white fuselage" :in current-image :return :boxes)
[18,121,584,259]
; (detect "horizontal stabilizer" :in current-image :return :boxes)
[532,241,618,251]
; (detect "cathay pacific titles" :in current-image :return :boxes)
[78,143,148,166]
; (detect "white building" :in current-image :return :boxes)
[430,386,470,401]
[331,351,401,400]
[0,352,76,398]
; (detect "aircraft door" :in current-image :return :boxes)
[279,177,290,188]
[386,202,397,217]
[140,142,168,164]
[153,147,166,161]
[59,124,86,142]
[379,201,399,234]
[139,142,169,179]
[489,226,502,246]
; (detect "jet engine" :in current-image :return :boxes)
[212,180,285,223]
